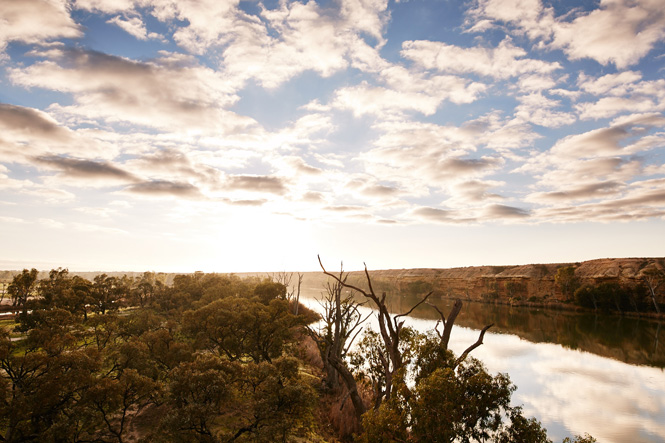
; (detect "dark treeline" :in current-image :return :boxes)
[1,267,596,442]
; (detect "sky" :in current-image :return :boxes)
[1,0,665,273]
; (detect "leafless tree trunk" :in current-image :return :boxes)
[306,263,369,424]
[306,265,368,389]
[318,256,493,409]
[270,271,304,314]
[294,273,302,315]
[642,268,663,314]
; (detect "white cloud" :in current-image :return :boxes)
[9,48,255,133]
[520,113,665,217]
[578,71,643,95]
[466,0,665,68]
[332,83,442,117]
[360,118,516,202]
[574,72,665,119]
[0,0,81,54]
[514,93,576,128]
[401,38,561,79]
[0,103,113,162]
[550,0,665,69]
[74,0,136,13]
[107,15,162,40]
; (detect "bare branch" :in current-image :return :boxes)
[318,255,371,298]
[394,291,433,321]
[453,323,493,369]
[442,299,463,350]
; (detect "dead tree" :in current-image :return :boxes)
[270,271,303,314]
[318,256,493,409]
[642,267,663,314]
[306,264,369,422]
[294,272,303,315]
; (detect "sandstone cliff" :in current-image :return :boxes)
[344,257,665,305]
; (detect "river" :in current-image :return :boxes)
[299,284,665,443]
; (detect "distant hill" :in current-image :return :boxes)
[2,257,664,306]
[342,257,665,306]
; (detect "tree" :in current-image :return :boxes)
[79,369,160,442]
[357,332,551,443]
[574,285,598,310]
[0,315,100,442]
[271,271,304,314]
[8,268,38,316]
[641,267,663,314]
[183,297,302,364]
[306,265,368,390]
[90,274,126,315]
[318,256,493,431]
[253,280,287,304]
[36,268,70,308]
[555,266,579,301]
[563,434,597,443]
[159,353,240,441]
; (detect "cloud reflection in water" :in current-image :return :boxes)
[403,317,665,443]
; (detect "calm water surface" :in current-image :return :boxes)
[300,285,665,443]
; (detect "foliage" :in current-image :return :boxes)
[555,266,580,301]
[0,265,595,443]
[0,268,315,443]
[574,282,648,312]
[7,268,39,314]
[356,332,550,443]
[183,297,303,363]
[562,434,597,443]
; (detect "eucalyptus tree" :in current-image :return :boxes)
[8,268,38,316]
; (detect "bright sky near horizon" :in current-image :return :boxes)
[1,0,665,273]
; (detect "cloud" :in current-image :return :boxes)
[410,206,475,224]
[9,48,253,132]
[332,83,443,117]
[0,103,120,166]
[21,187,76,203]
[225,175,288,195]
[528,181,625,203]
[466,0,665,68]
[360,116,530,200]
[0,103,77,160]
[574,73,665,120]
[0,103,71,140]
[520,114,665,218]
[124,180,202,198]
[401,38,561,80]
[578,71,643,95]
[126,148,221,186]
[74,0,136,14]
[547,114,665,159]
[34,155,138,183]
[464,0,551,39]
[514,93,576,128]
[224,0,389,88]
[532,183,665,223]
[107,15,162,40]
[444,180,505,205]
[549,0,665,69]
[484,204,530,219]
[284,157,324,175]
[0,0,81,53]
[227,199,267,207]
[301,191,327,204]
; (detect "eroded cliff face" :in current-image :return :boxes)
[347,257,665,304]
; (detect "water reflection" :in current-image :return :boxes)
[377,293,665,368]
[299,286,665,443]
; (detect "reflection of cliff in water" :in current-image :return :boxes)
[382,292,665,368]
